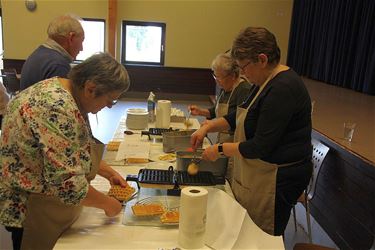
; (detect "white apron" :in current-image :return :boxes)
[20,138,104,250]
[232,67,290,235]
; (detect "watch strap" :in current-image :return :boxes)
[218,143,225,156]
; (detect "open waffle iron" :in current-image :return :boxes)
[141,128,174,140]
[126,166,223,196]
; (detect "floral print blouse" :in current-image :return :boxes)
[0,77,92,227]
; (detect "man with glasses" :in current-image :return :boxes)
[20,14,85,90]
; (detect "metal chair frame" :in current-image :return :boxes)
[1,68,20,98]
[292,138,330,243]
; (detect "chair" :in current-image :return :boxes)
[292,138,330,243]
[1,68,20,98]
[293,243,336,250]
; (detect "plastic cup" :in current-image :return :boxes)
[343,122,356,142]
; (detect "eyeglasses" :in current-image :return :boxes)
[212,72,230,81]
[238,61,252,71]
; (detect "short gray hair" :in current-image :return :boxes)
[211,53,240,77]
[68,53,130,96]
[47,14,84,39]
[231,27,280,65]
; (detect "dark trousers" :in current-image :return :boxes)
[274,160,313,236]
[5,226,23,250]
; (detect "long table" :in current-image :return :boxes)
[54,117,284,249]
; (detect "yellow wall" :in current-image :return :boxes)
[1,0,293,68]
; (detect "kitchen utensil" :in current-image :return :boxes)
[185,110,191,129]
[176,150,228,184]
[162,130,195,153]
[126,108,149,130]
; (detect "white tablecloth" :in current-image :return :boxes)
[54,117,284,249]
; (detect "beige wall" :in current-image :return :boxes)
[1,0,293,68]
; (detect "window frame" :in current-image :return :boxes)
[74,17,106,62]
[121,20,166,66]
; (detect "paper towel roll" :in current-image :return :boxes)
[155,100,171,128]
[178,187,208,249]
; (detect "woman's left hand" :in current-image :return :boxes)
[108,173,128,187]
[202,144,220,161]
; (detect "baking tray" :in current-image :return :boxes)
[122,196,180,227]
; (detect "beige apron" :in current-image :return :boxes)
[232,67,288,235]
[215,83,239,184]
[215,83,239,143]
[20,138,104,250]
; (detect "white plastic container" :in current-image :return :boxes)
[126,108,148,130]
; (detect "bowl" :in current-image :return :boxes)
[126,108,148,130]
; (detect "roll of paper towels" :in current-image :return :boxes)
[155,100,171,128]
[178,187,208,249]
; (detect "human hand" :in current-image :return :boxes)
[191,127,208,150]
[104,197,123,217]
[202,144,220,161]
[109,173,128,187]
[188,105,201,116]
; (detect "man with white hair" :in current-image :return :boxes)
[20,14,85,90]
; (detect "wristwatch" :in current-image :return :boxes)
[218,143,225,156]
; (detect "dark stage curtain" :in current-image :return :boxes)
[287,0,375,95]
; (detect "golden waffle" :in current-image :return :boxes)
[187,162,199,175]
[126,158,149,164]
[158,153,176,161]
[108,185,135,202]
[132,204,164,216]
[107,141,121,151]
[160,210,179,224]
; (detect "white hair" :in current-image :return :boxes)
[47,14,84,38]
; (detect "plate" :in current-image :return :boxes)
[149,153,177,163]
[123,196,180,227]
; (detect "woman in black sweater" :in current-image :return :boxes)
[191,27,312,236]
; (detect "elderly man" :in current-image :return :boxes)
[20,14,85,90]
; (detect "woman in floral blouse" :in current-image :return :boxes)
[0,53,130,250]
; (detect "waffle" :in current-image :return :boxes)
[108,185,135,201]
[160,210,179,224]
[132,204,164,216]
[126,158,149,164]
[187,162,199,175]
[107,141,121,151]
[158,153,176,161]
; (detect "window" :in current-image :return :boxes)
[76,18,105,61]
[121,21,166,65]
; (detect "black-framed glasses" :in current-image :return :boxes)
[238,61,252,71]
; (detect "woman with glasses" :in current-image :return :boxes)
[191,27,312,236]
[188,52,256,183]
[0,53,130,250]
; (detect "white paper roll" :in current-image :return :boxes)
[178,187,208,249]
[155,100,171,128]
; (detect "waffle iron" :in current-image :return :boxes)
[141,128,174,140]
[126,166,222,196]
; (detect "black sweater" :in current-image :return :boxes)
[224,69,312,164]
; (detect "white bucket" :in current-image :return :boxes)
[126,108,148,130]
